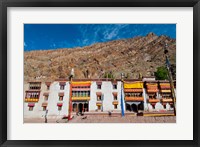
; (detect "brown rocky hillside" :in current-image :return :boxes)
[24,33,176,81]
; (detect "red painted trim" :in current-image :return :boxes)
[28,103,35,107]
[96,92,102,96]
[57,103,63,106]
[59,92,64,96]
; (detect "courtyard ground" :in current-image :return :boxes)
[24,114,176,123]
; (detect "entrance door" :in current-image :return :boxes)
[131,104,138,113]
[138,102,144,111]
[78,103,83,113]
[73,103,77,112]
[84,103,89,112]
[126,103,131,111]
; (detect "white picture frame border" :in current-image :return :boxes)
[7,7,193,140]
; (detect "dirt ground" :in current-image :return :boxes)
[24,115,176,123]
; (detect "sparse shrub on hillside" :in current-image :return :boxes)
[103,71,115,79]
[154,66,168,80]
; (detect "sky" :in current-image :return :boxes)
[24,24,176,51]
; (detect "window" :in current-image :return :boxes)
[74,91,77,96]
[113,84,117,89]
[97,105,101,110]
[162,93,171,98]
[29,82,41,90]
[132,92,142,97]
[29,106,34,111]
[58,106,62,111]
[149,94,156,99]
[125,92,142,97]
[44,96,48,101]
[60,85,65,90]
[43,106,47,111]
[45,82,51,90]
[82,91,86,97]
[97,95,102,101]
[25,91,40,102]
[58,93,64,100]
[59,82,66,90]
[114,104,117,109]
[59,96,63,101]
[114,95,117,100]
[97,84,101,89]
[80,91,83,97]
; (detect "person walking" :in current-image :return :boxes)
[45,109,48,123]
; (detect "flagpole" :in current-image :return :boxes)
[68,68,74,121]
[68,77,73,120]
[163,43,176,116]
[121,73,125,117]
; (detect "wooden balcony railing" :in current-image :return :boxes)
[125,97,144,101]
[147,89,158,93]
[160,89,171,93]
[72,97,90,101]
[148,99,160,103]
[96,101,102,106]
[72,88,90,91]
[161,98,173,103]
[124,89,143,92]
[25,98,39,102]
[112,100,119,105]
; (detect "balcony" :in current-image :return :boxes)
[147,85,158,89]
[160,89,171,93]
[25,98,39,102]
[160,85,170,89]
[72,97,90,101]
[147,89,158,93]
[161,98,173,103]
[124,89,143,92]
[72,88,90,91]
[148,99,160,103]
[96,101,102,106]
[125,97,144,101]
[112,100,118,105]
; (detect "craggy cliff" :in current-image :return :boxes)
[24,33,176,81]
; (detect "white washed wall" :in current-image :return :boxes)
[47,81,70,117]
[24,80,174,117]
[24,82,70,118]
[24,82,47,118]
[89,81,122,112]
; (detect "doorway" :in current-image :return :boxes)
[131,104,138,112]
[126,103,131,111]
[78,103,83,113]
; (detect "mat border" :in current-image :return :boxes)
[0,0,199,146]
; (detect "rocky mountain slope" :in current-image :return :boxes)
[24,33,176,81]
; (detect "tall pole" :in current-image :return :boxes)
[121,73,125,117]
[68,69,74,121]
[163,43,176,116]
[68,77,73,120]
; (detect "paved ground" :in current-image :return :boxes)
[24,115,176,123]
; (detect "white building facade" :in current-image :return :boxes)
[24,78,175,118]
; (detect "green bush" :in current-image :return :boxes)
[154,66,168,80]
